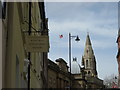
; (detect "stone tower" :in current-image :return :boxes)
[82,33,97,77]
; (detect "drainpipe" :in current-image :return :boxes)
[28,2,31,90]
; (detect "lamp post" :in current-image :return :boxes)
[69,33,80,89]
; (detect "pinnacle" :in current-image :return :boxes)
[85,33,91,45]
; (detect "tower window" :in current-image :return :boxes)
[88,71,90,74]
[86,60,88,67]
[85,71,87,74]
[87,49,88,53]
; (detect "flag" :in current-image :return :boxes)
[59,35,63,38]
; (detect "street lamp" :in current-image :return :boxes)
[69,33,80,89]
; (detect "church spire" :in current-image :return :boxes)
[84,33,94,57]
[82,33,97,77]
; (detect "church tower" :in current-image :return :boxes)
[81,33,97,77]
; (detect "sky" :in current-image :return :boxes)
[45,2,119,80]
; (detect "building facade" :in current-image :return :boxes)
[2,1,49,88]
[116,28,120,87]
[117,1,120,87]
[48,58,87,89]
[48,58,70,88]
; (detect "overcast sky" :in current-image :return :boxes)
[45,2,118,79]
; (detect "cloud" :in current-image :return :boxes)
[49,20,117,38]
[45,2,117,21]
[49,35,117,54]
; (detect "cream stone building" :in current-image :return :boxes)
[48,58,70,88]
[2,1,49,88]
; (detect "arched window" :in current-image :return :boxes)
[85,71,87,74]
[86,49,88,53]
[86,60,88,67]
[88,71,91,74]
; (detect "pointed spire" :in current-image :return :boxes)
[85,32,91,45]
[84,33,94,57]
[82,33,98,77]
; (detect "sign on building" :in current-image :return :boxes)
[24,35,49,52]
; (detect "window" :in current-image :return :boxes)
[86,60,88,67]
[88,71,91,74]
[86,49,88,53]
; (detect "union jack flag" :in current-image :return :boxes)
[59,35,63,38]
